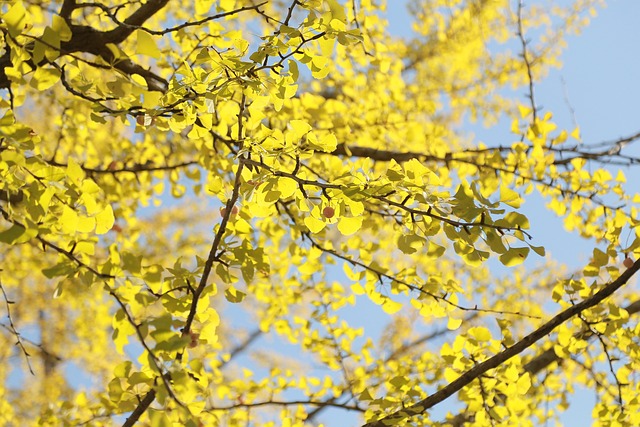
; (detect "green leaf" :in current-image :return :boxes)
[225,286,246,303]
[42,261,75,278]
[591,248,608,267]
[0,224,35,244]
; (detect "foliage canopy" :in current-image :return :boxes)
[1,0,640,426]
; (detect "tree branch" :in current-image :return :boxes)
[104,0,170,45]
[446,298,640,426]
[361,259,640,427]
[59,0,77,21]
[122,390,156,427]
[0,274,35,375]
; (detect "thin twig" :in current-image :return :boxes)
[361,259,640,427]
[0,273,35,375]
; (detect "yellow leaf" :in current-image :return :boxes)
[95,205,115,234]
[289,120,312,139]
[317,133,337,152]
[66,158,85,184]
[52,15,72,41]
[142,91,162,108]
[77,215,96,233]
[326,0,347,22]
[136,29,161,59]
[219,0,235,11]
[570,126,581,141]
[517,104,531,119]
[60,205,78,234]
[200,313,220,344]
[4,1,28,37]
[277,177,298,199]
[382,298,403,314]
[304,216,326,233]
[469,326,492,341]
[149,409,172,427]
[195,0,213,15]
[499,247,530,267]
[30,66,61,90]
[131,73,147,88]
[337,216,363,236]
[499,184,521,208]
[447,317,462,330]
[517,373,532,394]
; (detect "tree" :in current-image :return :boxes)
[1,0,639,425]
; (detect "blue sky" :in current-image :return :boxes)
[387,0,640,269]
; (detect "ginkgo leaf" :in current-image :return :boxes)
[0,224,35,244]
[95,205,115,234]
[382,298,403,314]
[500,185,522,208]
[499,247,530,266]
[224,286,246,303]
[447,317,463,330]
[397,234,425,254]
[136,30,161,58]
[52,15,72,41]
[468,327,492,341]
[60,205,79,234]
[30,66,61,90]
[149,409,172,427]
[304,216,326,233]
[277,177,297,199]
[288,120,312,139]
[337,216,363,236]
[3,1,28,37]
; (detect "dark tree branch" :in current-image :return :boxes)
[209,398,364,412]
[361,259,640,427]
[59,0,77,21]
[104,0,170,44]
[122,390,156,427]
[446,299,640,426]
[306,314,480,422]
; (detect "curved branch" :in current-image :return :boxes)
[103,0,170,44]
[361,259,640,427]
[446,298,640,426]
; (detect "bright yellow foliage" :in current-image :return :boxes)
[1,0,640,426]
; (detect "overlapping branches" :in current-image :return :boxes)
[0,0,270,93]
